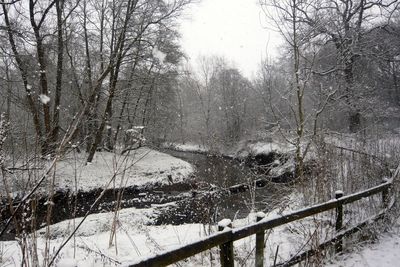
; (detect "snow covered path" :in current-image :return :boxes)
[326,232,400,267]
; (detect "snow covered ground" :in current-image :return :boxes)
[0,210,279,266]
[1,143,397,266]
[164,140,294,159]
[54,147,194,191]
[1,205,201,266]
[244,141,293,156]
[0,147,198,265]
[162,142,209,153]
[0,192,324,266]
[1,147,195,196]
[326,232,400,267]
[1,187,396,266]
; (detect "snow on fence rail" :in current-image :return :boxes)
[126,179,392,267]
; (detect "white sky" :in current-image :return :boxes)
[179,0,283,78]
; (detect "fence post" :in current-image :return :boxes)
[218,219,234,267]
[382,178,389,209]
[255,212,265,267]
[335,190,344,253]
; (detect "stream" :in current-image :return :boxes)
[156,149,291,224]
[0,149,291,240]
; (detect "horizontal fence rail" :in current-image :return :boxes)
[126,179,392,267]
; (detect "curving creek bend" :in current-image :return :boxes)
[0,149,291,241]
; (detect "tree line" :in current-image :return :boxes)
[1,0,400,166]
[172,0,400,179]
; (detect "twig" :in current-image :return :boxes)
[117,219,141,256]
[77,242,121,265]
[329,144,387,163]
[273,245,279,266]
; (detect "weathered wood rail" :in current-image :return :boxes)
[127,179,392,267]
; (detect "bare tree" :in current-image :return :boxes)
[260,0,336,179]
[286,0,398,132]
[86,0,192,162]
[179,56,222,147]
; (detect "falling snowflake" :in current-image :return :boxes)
[152,47,166,64]
[44,200,55,206]
[39,94,50,104]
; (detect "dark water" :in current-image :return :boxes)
[157,149,291,224]
[163,149,250,187]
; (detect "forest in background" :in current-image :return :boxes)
[0,0,399,166]
[0,0,400,184]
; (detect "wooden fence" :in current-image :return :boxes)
[128,179,392,267]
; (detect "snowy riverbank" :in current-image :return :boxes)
[1,192,307,266]
[54,147,195,191]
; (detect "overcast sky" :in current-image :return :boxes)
[179,0,283,78]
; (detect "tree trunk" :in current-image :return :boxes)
[349,111,362,133]
[112,91,130,147]
[50,0,65,152]
[29,0,53,152]
[86,0,134,162]
[139,75,157,146]
[5,61,11,121]
[86,100,112,162]
[343,52,361,133]
[2,3,44,150]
